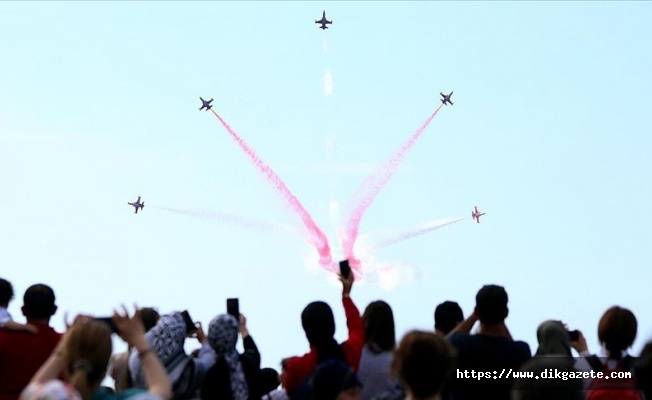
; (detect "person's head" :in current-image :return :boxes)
[434,301,463,335]
[598,306,637,359]
[0,278,13,307]
[147,312,187,364]
[475,285,508,325]
[362,300,396,353]
[392,330,455,399]
[535,320,572,357]
[207,313,239,356]
[301,301,345,363]
[511,357,583,400]
[635,341,652,397]
[310,360,362,400]
[302,301,336,345]
[260,367,280,394]
[21,284,57,322]
[140,307,160,332]
[66,321,113,400]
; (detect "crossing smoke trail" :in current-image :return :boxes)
[340,104,445,268]
[210,109,335,271]
[357,217,467,252]
[149,206,298,236]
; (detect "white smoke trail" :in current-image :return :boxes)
[150,206,299,237]
[357,217,467,252]
[324,71,333,96]
[323,38,328,53]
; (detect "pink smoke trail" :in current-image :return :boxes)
[341,104,444,268]
[361,217,467,251]
[210,109,335,270]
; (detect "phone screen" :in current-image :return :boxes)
[181,310,196,334]
[339,259,351,278]
[94,317,118,334]
[227,298,239,319]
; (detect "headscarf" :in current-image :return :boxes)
[129,312,187,388]
[535,320,573,357]
[301,301,345,363]
[207,314,248,400]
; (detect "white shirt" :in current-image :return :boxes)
[0,307,12,327]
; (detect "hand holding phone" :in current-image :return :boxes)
[339,260,351,279]
[227,298,239,320]
[94,317,119,334]
[567,330,579,342]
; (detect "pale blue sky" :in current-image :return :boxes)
[1,1,651,382]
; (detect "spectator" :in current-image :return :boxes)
[108,307,160,391]
[282,272,365,396]
[582,306,640,395]
[391,330,455,400]
[635,341,652,399]
[534,320,593,387]
[19,307,171,400]
[511,357,583,400]
[434,301,463,337]
[0,284,61,400]
[309,360,362,400]
[128,312,215,399]
[447,285,531,400]
[358,300,397,400]
[0,278,37,334]
[200,313,261,400]
[260,368,280,396]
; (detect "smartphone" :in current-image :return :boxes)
[567,330,579,341]
[339,259,351,279]
[227,298,239,319]
[180,310,197,334]
[94,317,118,334]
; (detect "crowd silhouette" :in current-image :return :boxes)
[0,275,650,400]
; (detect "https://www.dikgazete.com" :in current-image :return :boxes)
[457,368,632,381]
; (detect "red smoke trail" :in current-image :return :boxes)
[210,109,334,270]
[341,104,444,268]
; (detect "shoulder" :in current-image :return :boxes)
[448,332,471,345]
[22,380,81,400]
[511,340,532,356]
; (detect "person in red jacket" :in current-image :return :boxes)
[282,271,365,395]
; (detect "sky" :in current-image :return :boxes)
[1,0,651,386]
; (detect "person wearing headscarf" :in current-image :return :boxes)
[534,319,593,388]
[535,320,573,358]
[128,312,215,398]
[200,313,261,400]
[282,271,365,396]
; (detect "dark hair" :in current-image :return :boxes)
[301,301,345,363]
[598,306,637,360]
[363,300,396,352]
[0,278,14,305]
[140,307,160,332]
[475,285,508,324]
[392,330,455,398]
[260,367,280,394]
[434,301,463,334]
[23,284,56,320]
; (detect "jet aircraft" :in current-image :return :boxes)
[199,97,213,111]
[471,206,485,223]
[440,91,454,106]
[128,196,144,214]
[315,11,332,30]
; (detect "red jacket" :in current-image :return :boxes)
[0,321,62,400]
[282,296,365,393]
